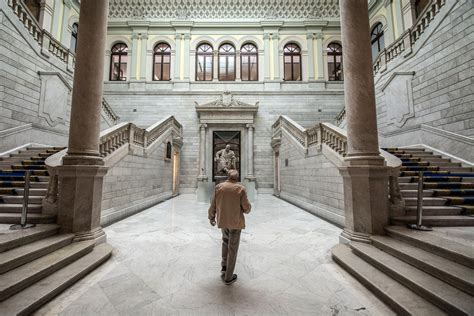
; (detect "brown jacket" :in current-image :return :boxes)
[208,180,252,229]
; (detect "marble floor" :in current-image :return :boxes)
[36,194,393,315]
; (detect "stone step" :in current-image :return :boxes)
[391,215,474,227]
[0,204,42,213]
[0,234,74,274]
[405,198,448,207]
[371,236,474,296]
[351,242,473,315]
[398,177,473,183]
[0,196,43,204]
[405,206,465,216]
[385,226,474,268]
[0,188,47,196]
[0,239,95,302]
[400,182,474,190]
[0,224,59,253]
[0,243,112,315]
[401,190,434,197]
[443,167,474,173]
[331,244,444,315]
[0,175,49,182]
[0,182,48,189]
[384,147,426,152]
[0,213,56,224]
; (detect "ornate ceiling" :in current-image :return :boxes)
[108,0,340,20]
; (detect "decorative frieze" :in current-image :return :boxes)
[108,0,340,20]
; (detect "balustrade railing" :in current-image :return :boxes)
[321,123,348,156]
[373,0,446,75]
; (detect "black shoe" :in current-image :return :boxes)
[225,274,238,285]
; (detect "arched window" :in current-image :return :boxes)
[109,43,128,81]
[283,43,301,81]
[153,43,171,81]
[218,44,236,81]
[70,23,78,53]
[371,23,385,60]
[24,0,41,21]
[327,42,343,81]
[415,0,430,18]
[196,43,213,81]
[240,43,258,81]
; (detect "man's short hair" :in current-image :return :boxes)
[228,169,239,181]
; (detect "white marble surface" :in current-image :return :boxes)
[35,194,393,315]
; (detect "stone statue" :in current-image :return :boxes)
[215,144,236,175]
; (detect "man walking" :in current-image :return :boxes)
[208,170,251,285]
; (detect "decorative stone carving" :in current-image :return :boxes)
[38,71,72,127]
[381,72,416,128]
[108,0,340,20]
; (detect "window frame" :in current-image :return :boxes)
[370,23,385,59]
[218,43,236,81]
[283,43,302,81]
[70,23,78,53]
[195,43,214,81]
[327,42,343,81]
[109,43,128,81]
[152,42,171,81]
[240,43,258,81]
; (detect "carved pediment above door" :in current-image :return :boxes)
[195,91,259,125]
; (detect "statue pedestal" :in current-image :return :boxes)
[244,177,256,202]
[196,177,211,203]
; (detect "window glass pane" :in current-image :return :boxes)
[154,63,162,80]
[196,56,204,81]
[328,62,335,81]
[293,56,300,63]
[228,57,235,80]
[241,59,249,81]
[162,64,170,80]
[205,56,213,80]
[293,62,301,81]
[284,64,292,80]
[284,56,292,63]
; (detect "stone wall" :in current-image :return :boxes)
[375,0,473,160]
[101,141,174,226]
[0,3,72,151]
[103,87,345,191]
[278,132,345,226]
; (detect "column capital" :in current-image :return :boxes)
[63,0,72,8]
[199,123,208,129]
[246,123,255,129]
[183,33,192,40]
[306,33,315,40]
[315,33,324,40]
[175,33,182,40]
[131,33,140,40]
[263,33,271,40]
[141,34,149,40]
[271,34,280,40]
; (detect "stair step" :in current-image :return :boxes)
[331,244,444,315]
[0,204,42,213]
[0,243,112,315]
[405,206,464,216]
[400,182,474,190]
[443,167,474,173]
[0,224,59,253]
[0,188,47,196]
[0,196,43,204]
[392,215,474,227]
[0,234,74,274]
[385,226,474,268]
[401,190,434,197]
[405,198,448,207]
[0,213,55,224]
[371,236,474,295]
[351,242,473,315]
[0,182,48,189]
[0,239,96,302]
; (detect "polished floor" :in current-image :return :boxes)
[36,194,393,315]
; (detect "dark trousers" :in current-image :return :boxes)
[221,228,241,282]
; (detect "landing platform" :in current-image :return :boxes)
[35,194,393,315]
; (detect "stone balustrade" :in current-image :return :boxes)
[321,123,348,156]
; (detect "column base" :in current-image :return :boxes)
[244,177,256,202]
[197,177,211,203]
[74,227,107,244]
[339,229,371,244]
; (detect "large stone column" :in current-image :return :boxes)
[306,34,315,81]
[384,0,396,44]
[263,33,271,80]
[244,124,256,201]
[60,0,72,45]
[139,34,148,80]
[315,33,325,80]
[338,0,389,243]
[174,33,181,80]
[58,0,109,243]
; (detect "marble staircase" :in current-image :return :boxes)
[333,226,474,315]
[0,146,113,315]
[0,224,112,315]
[383,147,474,227]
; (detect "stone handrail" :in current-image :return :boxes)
[101,99,120,126]
[43,116,183,214]
[373,0,446,75]
[335,107,346,127]
[272,116,405,215]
